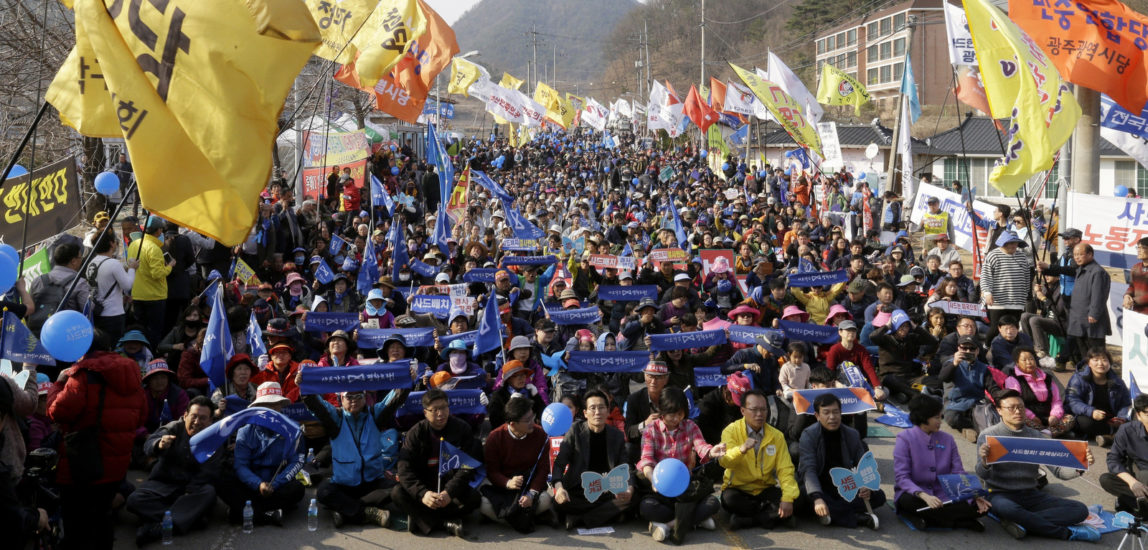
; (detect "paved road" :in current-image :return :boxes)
[111,408,1120,550]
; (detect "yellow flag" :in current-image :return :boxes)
[707,125,731,159]
[556,95,577,129]
[353,0,427,87]
[49,0,318,246]
[533,82,565,127]
[815,64,870,116]
[305,0,376,63]
[730,63,822,156]
[963,0,1080,195]
[500,72,524,91]
[45,28,120,137]
[448,56,484,96]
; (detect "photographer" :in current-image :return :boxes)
[0,378,49,548]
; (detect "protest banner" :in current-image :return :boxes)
[792,388,875,415]
[463,268,497,283]
[786,270,850,288]
[588,254,636,271]
[648,248,689,263]
[830,451,881,502]
[232,257,261,285]
[728,325,785,345]
[501,238,541,251]
[298,361,416,394]
[778,320,841,344]
[0,157,81,247]
[597,285,658,302]
[927,300,988,318]
[909,182,995,253]
[581,464,630,503]
[549,307,602,326]
[19,247,49,288]
[357,328,436,348]
[397,389,485,417]
[984,436,1089,470]
[300,130,370,200]
[1122,310,1148,395]
[694,367,728,387]
[647,329,727,352]
[1066,192,1148,269]
[565,351,649,373]
[303,311,359,333]
[410,294,451,318]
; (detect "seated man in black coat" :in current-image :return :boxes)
[552,389,635,529]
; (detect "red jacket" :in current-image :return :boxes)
[48,352,146,486]
[823,341,880,388]
[250,362,301,402]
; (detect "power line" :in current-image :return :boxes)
[704,0,796,25]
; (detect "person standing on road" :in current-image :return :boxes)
[128,216,175,347]
[1066,243,1110,360]
[979,231,1032,345]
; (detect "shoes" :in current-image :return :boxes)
[782,514,798,529]
[564,514,579,531]
[1038,356,1057,371]
[858,512,879,530]
[331,511,345,528]
[818,514,832,525]
[649,521,669,542]
[363,506,390,528]
[543,507,561,528]
[698,517,716,531]
[1000,519,1027,539]
[728,514,755,530]
[962,428,978,443]
[135,523,162,548]
[265,509,283,527]
[1067,525,1101,542]
[957,519,985,532]
[443,520,467,539]
[905,514,928,531]
[1097,434,1115,448]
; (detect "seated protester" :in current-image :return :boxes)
[637,387,725,545]
[487,361,545,429]
[823,320,887,402]
[975,389,1100,542]
[659,345,719,394]
[158,306,204,379]
[127,396,221,547]
[492,336,550,404]
[719,388,800,530]
[869,309,939,404]
[210,354,258,416]
[1065,347,1130,446]
[552,389,635,528]
[1004,347,1073,437]
[936,316,987,367]
[1100,395,1148,518]
[317,329,358,368]
[621,298,666,352]
[789,367,869,443]
[863,282,898,325]
[1022,274,1067,371]
[392,389,482,538]
[251,343,302,402]
[729,304,765,350]
[841,278,874,325]
[940,335,1000,441]
[778,342,811,401]
[725,333,785,396]
[118,329,155,378]
[989,316,1034,370]
[359,288,395,329]
[303,385,404,528]
[791,282,847,325]
[219,382,306,525]
[923,307,947,341]
[434,339,489,390]
[323,273,361,314]
[797,393,885,529]
[894,394,990,531]
[141,359,189,433]
[658,286,693,328]
[530,318,564,366]
[280,271,312,313]
[625,361,671,461]
[758,278,797,328]
[698,372,752,445]
[480,397,554,533]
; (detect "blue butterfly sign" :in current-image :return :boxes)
[830,450,881,502]
[581,464,630,503]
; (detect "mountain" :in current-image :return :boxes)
[451,0,639,90]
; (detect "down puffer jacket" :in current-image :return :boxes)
[48,351,146,485]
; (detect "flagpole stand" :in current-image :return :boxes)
[1117,516,1146,550]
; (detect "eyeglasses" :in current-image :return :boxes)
[586,405,609,412]
[424,405,448,413]
[1000,405,1025,412]
[742,407,768,415]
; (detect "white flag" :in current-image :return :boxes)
[616,99,633,119]
[515,90,548,128]
[943,3,978,66]
[1104,127,1148,170]
[900,99,915,205]
[583,98,609,131]
[723,81,756,116]
[647,81,670,132]
[767,51,824,125]
[474,79,526,124]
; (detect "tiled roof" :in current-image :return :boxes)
[922,115,1123,156]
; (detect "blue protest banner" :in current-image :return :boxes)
[694,367,728,387]
[225,396,315,422]
[984,436,1089,470]
[875,403,912,428]
[410,259,437,278]
[778,320,841,344]
[501,255,558,266]
[298,361,416,395]
[463,268,497,283]
[501,238,540,251]
[410,295,451,318]
[189,408,301,463]
[648,330,727,352]
[397,389,486,417]
[938,474,988,501]
[566,351,649,373]
[728,325,786,345]
[597,285,658,302]
[786,269,850,288]
[357,328,435,348]
[439,330,478,347]
[314,258,335,285]
[1101,94,1148,139]
[1,311,54,365]
[304,312,360,333]
[792,388,876,415]
[548,306,601,326]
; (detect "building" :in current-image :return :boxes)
[814,0,951,111]
[757,120,928,179]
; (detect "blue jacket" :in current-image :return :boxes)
[303,395,392,486]
[234,423,301,491]
[1065,369,1131,419]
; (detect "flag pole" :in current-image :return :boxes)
[55,181,139,312]
[437,437,444,493]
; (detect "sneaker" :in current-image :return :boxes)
[1000,519,1027,539]
[698,517,716,531]
[962,428,978,443]
[266,509,284,527]
[1097,434,1114,448]
[332,511,345,528]
[649,521,669,542]
[958,519,985,532]
[859,512,879,531]
[1039,356,1057,370]
[782,514,798,529]
[443,520,467,539]
[363,506,390,528]
[818,514,832,526]
[905,514,927,531]
[1067,525,1101,542]
[728,514,755,530]
[135,523,162,548]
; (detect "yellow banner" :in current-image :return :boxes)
[815,63,870,116]
[305,0,374,63]
[448,56,483,96]
[730,63,822,157]
[352,0,427,87]
[500,72,523,91]
[533,81,563,125]
[234,257,262,285]
[446,168,469,223]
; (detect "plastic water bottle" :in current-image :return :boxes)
[161,511,173,545]
[306,447,315,466]
[242,500,254,534]
[307,499,319,532]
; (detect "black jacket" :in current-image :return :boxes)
[144,420,222,487]
[551,420,633,497]
[396,416,479,501]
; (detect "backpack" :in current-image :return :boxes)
[85,257,118,318]
[28,273,69,333]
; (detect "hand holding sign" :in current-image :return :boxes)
[581,464,630,503]
[984,436,1091,470]
[830,451,881,502]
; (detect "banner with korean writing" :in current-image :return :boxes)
[357,327,436,348]
[648,330,727,352]
[588,254,636,271]
[943,2,978,66]
[648,248,689,263]
[1100,94,1148,139]
[548,306,601,326]
[910,182,996,254]
[984,435,1089,469]
[298,361,416,394]
[304,312,360,333]
[1123,311,1148,396]
[792,387,876,415]
[1010,0,1148,114]
[597,285,658,302]
[19,247,49,288]
[300,130,370,200]
[410,294,450,318]
[397,389,485,416]
[694,367,731,387]
[565,351,649,373]
[1065,191,1148,268]
[927,300,989,318]
[0,157,81,247]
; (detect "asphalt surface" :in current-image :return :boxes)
[109,406,1120,550]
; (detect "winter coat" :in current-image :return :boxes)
[1066,369,1131,419]
[1067,260,1111,339]
[0,373,37,479]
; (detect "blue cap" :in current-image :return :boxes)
[891,309,911,330]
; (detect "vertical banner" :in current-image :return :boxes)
[1065,192,1148,269]
[0,157,82,246]
[1123,310,1148,395]
[816,122,844,170]
[300,130,371,200]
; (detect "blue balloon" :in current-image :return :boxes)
[699,150,708,159]
[721,162,730,171]
[631,177,640,186]
[784,168,792,176]
[652,458,690,497]
[0,253,14,295]
[390,166,400,176]
[1116,185,1130,197]
[0,244,17,268]
[94,171,119,195]
[541,402,573,437]
[7,165,27,179]
[576,148,582,154]
[41,310,94,362]
[604,166,611,173]
[389,144,397,151]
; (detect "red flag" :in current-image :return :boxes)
[955,67,1004,131]
[684,85,720,133]
[709,78,728,113]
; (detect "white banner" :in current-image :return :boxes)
[515,90,548,128]
[472,79,526,124]
[909,182,995,253]
[767,51,824,124]
[817,122,844,170]
[1102,127,1148,170]
[647,81,684,137]
[1110,282,1129,347]
[1065,191,1148,269]
[900,99,915,207]
[583,98,609,131]
[943,3,978,66]
[723,81,755,116]
[1123,310,1148,392]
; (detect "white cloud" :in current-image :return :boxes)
[424,0,482,25]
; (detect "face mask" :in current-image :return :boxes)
[365,302,379,316]
[157,234,165,244]
[399,272,411,282]
[449,353,467,374]
[295,255,306,264]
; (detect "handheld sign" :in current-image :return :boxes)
[984,436,1089,470]
[792,388,876,415]
[581,464,630,503]
[830,450,881,502]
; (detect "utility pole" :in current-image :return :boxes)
[530,25,539,87]
[644,19,651,94]
[700,0,706,85]
[1071,86,1100,197]
[886,17,916,196]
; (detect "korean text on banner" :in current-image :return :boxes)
[944,2,978,65]
[0,157,81,247]
[1123,311,1148,396]
[984,435,1089,469]
[1065,192,1148,269]
[731,63,822,156]
[909,182,995,253]
[301,130,371,200]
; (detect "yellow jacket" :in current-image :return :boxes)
[719,418,800,500]
[127,234,172,301]
[791,282,846,325]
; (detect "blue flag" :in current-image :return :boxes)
[473,290,501,358]
[200,287,233,390]
[667,199,688,252]
[901,56,921,123]
[0,312,54,366]
[329,234,347,256]
[439,439,486,488]
[189,408,301,463]
[390,221,408,280]
[314,257,335,285]
[938,474,988,501]
[371,173,395,215]
[246,310,267,358]
[358,235,380,295]
[469,169,513,203]
[428,124,454,210]
[502,199,546,240]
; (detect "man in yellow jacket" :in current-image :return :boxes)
[128,216,175,346]
[719,388,800,530]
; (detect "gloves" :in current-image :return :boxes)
[479,392,489,406]
[526,383,538,397]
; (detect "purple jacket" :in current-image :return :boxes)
[893,426,966,502]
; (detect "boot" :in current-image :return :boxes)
[671,501,697,545]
